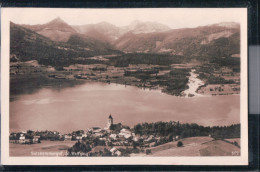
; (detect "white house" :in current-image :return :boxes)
[146,135,155,142]
[133,135,141,142]
[76,136,83,140]
[110,147,122,156]
[110,134,118,140]
[33,136,40,143]
[119,128,131,134]
[94,132,104,137]
[93,128,102,133]
[114,150,122,156]
[82,133,87,138]
[64,135,72,141]
[19,135,25,140]
[119,128,133,139]
[99,137,106,141]
[89,127,102,134]
[110,147,117,153]
[18,136,26,143]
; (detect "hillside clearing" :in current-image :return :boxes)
[200,140,240,156]
[141,137,240,156]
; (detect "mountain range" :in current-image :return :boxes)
[22,17,172,43]
[10,22,121,66]
[12,17,240,64]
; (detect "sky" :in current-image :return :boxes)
[4,8,246,29]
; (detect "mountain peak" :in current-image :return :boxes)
[126,20,171,34]
[48,17,66,24]
[27,16,77,42]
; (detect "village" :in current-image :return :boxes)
[9,115,183,157]
[9,113,241,157]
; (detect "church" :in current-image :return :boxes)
[106,114,122,132]
[107,114,113,129]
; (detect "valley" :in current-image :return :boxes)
[9,17,241,98]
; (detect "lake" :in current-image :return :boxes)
[10,81,240,133]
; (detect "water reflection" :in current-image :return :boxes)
[10,76,85,101]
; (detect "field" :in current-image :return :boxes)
[10,137,240,157]
[10,140,77,157]
[200,139,240,156]
[132,137,240,157]
[197,84,240,95]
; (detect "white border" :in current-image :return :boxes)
[1,8,248,165]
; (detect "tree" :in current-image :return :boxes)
[134,124,143,135]
[146,149,152,155]
[133,141,139,147]
[180,130,190,138]
[132,147,139,154]
[70,141,92,153]
[25,134,33,139]
[177,141,183,147]
[27,130,34,134]
[71,135,77,141]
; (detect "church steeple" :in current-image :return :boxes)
[107,114,113,129]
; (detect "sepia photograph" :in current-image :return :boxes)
[1,8,248,165]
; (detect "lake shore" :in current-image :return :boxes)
[10,61,239,99]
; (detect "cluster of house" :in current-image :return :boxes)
[64,115,140,147]
[67,115,180,155]
[9,131,41,144]
[10,115,180,151]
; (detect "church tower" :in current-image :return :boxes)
[107,114,113,129]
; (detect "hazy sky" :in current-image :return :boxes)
[5,8,246,29]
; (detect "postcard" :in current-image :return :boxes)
[1,8,248,165]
